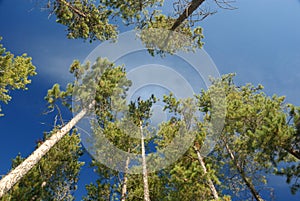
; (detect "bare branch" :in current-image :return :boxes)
[214,0,237,10]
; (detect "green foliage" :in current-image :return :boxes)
[0,37,36,116]
[275,105,300,194]
[102,0,164,26]
[43,60,300,199]
[49,0,205,55]
[70,57,132,123]
[83,160,120,201]
[5,0,298,199]
[45,57,132,114]
[1,128,84,201]
[128,94,156,126]
[138,14,204,57]
[154,96,229,200]
[196,74,300,199]
[83,93,158,200]
[45,83,73,110]
[52,0,117,42]
[49,0,164,42]
[123,171,170,201]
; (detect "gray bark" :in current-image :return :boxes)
[194,147,219,200]
[0,107,88,198]
[140,122,150,201]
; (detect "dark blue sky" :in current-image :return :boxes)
[0,0,300,200]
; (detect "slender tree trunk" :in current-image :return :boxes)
[223,141,264,201]
[194,146,219,200]
[121,149,130,201]
[0,107,88,198]
[140,122,150,201]
[170,0,206,31]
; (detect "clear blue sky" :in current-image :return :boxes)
[0,0,300,200]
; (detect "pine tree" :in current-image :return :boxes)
[2,1,300,199]
[154,95,230,200]
[0,57,130,197]
[0,37,36,116]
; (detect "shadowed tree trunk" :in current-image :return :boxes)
[170,0,206,31]
[223,140,264,201]
[286,148,300,160]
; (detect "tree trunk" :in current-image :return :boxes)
[286,147,300,160]
[194,146,219,200]
[140,122,150,201]
[170,0,206,31]
[121,149,130,201]
[0,107,88,198]
[223,141,264,201]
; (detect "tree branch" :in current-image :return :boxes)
[194,146,219,200]
[170,0,206,31]
[222,138,265,201]
[57,0,87,17]
[286,148,300,160]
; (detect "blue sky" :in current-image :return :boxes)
[0,0,300,200]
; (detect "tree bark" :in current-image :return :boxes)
[170,0,206,31]
[194,146,219,200]
[223,141,264,201]
[0,107,88,198]
[121,149,130,201]
[140,122,150,201]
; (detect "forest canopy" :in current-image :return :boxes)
[0,1,299,201]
